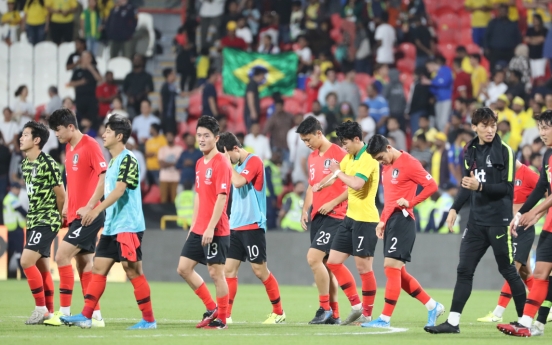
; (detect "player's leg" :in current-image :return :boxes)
[400,265,444,326]
[327,266,341,323]
[36,258,54,314]
[21,249,48,324]
[354,221,379,324]
[224,230,245,322]
[533,274,552,336]
[203,235,230,329]
[74,253,103,324]
[123,260,157,329]
[53,240,80,316]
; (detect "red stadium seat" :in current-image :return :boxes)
[438,44,457,64]
[177,122,188,136]
[437,13,459,31]
[457,28,473,46]
[354,73,372,91]
[466,43,481,54]
[399,42,416,60]
[330,13,342,30]
[143,185,161,204]
[424,0,442,16]
[460,13,471,29]
[397,58,415,74]
[330,28,343,44]
[186,119,198,135]
[437,26,457,44]
[284,99,303,115]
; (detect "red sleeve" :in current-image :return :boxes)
[87,138,107,175]
[241,155,263,184]
[95,85,104,100]
[214,156,231,195]
[526,166,539,190]
[408,156,438,207]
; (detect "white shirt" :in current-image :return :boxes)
[374,23,396,64]
[0,118,20,150]
[287,126,300,164]
[483,82,508,106]
[46,95,62,115]
[317,80,338,105]
[131,113,161,142]
[236,27,253,44]
[12,99,34,116]
[17,115,33,131]
[42,128,59,155]
[244,133,272,161]
[199,0,225,17]
[360,117,376,141]
[296,46,312,64]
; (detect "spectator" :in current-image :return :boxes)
[304,0,321,31]
[526,14,548,78]
[431,132,451,186]
[337,102,355,122]
[493,0,519,22]
[264,98,294,156]
[195,47,210,87]
[176,133,202,190]
[39,115,59,154]
[411,133,433,171]
[0,133,11,200]
[201,69,218,117]
[469,53,488,99]
[295,35,313,73]
[315,51,334,82]
[455,46,473,73]
[159,68,179,133]
[108,96,128,119]
[244,66,265,130]
[257,34,280,54]
[452,57,473,103]
[290,130,311,185]
[96,71,118,118]
[265,150,283,229]
[125,136,146,183]
[1,0,21,44]
[364,81,390,134]
[481,69,508,106]
[383,68,407,128]
[22,0,49,45]
[317,68,338,106]
[176,41,198,92]
[337,69,361,113]
[322,92,339,133]
[67,51,102,123]
[242,0,260,36]
[357,103,375,140]
[144,123,166,185]
[12,85,33,128]
[279,181,306,232]
[485,4,522,73]
[78,117,97,138]
[506,69,527,102]
[373,63,390,86]
[374,12,396,65]
[62,96,76,113]
[0,107,19,150]
[509,44,532,89]
[224,1,241,30]
[220,21,247,50]
[406,67,433,135]
[123,54,154,116]
[80,0,101,56]
[105,0,138,58]
[413,115,438,143]
[235,15,253,48]
[424,57,453,131]
[304,100,328,132]
[198,0,224,50]
[45,86,62,116]
[354,21,371,74]
[409,15,434,68]
[244,123,272,161]
[525,0,551,29]
[495,94,521,149]
[158,131,183,204]
[289,0,303,41]
[66,38,97,71]
[46,0,77,44]
[132,99,160,144]
[465,0,492,47]
[305,66,322,113]
[386,117,406,151]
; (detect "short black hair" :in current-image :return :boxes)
[511,69,522,80]
[151,123,161,134]
[416,133,427,142]
[14,85,27,97]
[453,57,463,67]
[530,152,542,161]
[470,53,481,62]
[106,115,132,144]
[216,132,242,152]
[48,86,58,94]
[23,121,50,149]
[141,98,151,106]
[335,121,362,142]
[471,107,498,126]
[49,108,78,130]
[536,109,552,127]
[359,103,369,110]
[296,116,323,135]
[366,134,389,156]
[196,115,220,136]
[455,45,467,53]
[162,68,173,78]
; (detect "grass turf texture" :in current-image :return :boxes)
[0,280,550,344]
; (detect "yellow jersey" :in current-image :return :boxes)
[145,135,168,170]
[340,145,380,223]
[471,65,488,98]
[1,11,21,25]
[492,0,519,22]
[465,0,492,27]
[46,0,78,23]
[23,0,48,25]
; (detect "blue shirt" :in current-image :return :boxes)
[364,95,389,134]
[176,148,203,185]
[103,149,145,235]
[430,66,453,102]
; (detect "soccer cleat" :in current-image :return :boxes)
[262,311,286,324]
[426,302,445,327]
[60,313,92,329]
[351,314,372,325]
[44,311,65,326]
[25,309,49,325]
[225,316,233,324]
[531,322,545,337]
[203,319,227,329]
[477,311,503,323]
[308,307,333,324]
[424,321,460,334]
[341,307,363,325]
[497,322,531,337]
[127,319,157,330]
[92,318,105,328]
[196,308,218,328]
[326,316,341,325]
[361,317,390,328]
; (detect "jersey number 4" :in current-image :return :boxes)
[68,227,82,239]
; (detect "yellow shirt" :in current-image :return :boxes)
[339,146,380,223]
[46,0,78,23]
[461,56,473,74]
[24,0,49,25]
[431,150,443,186]
[497,107,522,149]
[196,56,210,79]
[492,0,519,21]
[465,0,492,27]
[414,127,438,144]
[318,61,333,82]
[145,135,168,170]
[471,65,488,97]
[98,0,114,20]
[526,0,551,25]
[1,11,21,26]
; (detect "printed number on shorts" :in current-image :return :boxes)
[316,231,331,245]
[357,236,364,249]
[513,243,517,255]
[247,245,259,259]
[206,243,218,259]
[68,227,82,239]
[27,231,42,245]
[388,237,398,253]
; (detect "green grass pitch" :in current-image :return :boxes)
[0,280,550,344]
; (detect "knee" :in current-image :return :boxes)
[208,268,224,283]
[307,254,321,268]
[177,265,192,279]
[55,251,70,266]
[251,264,268,280]
[533,266,550,280]
[124,267,140,280]
[356,263,372,275]
[20,257,33,269]
[456,265,475,280]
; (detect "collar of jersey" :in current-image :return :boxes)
[354,144,367,161]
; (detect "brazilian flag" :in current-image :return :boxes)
[222,48,298,97]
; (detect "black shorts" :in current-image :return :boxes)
[25,226,58,258]
[95,231,144,262]
[331,217,378,257]
[383,212,416,262]
[181,232,230,265]
[536,231,552,263]
[64,212,105,254]
[310,214,341,254]
[513,225,535,266]
[227,229,267,264]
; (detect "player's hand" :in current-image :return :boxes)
[375,222,385,239]
[312,183,321,192]
[202,227,214,246]
[81,208,100,227]
[62,202,68,219]
[396,198,409,208]
[301,211,309,231]
[329,159,340,173]
[446,209,457,233]
[318,201,335,215]
[519,210,539,230]
[76,205,92,219]
[461,171,480,191]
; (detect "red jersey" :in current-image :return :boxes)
[220,36,247,50]
[308,144,348,220]
[193,152,232,236]
[233,154,265,231]
[381,151,438,225]
[96,82,119,117]
[452,71,473,103]
[65,135,107,224]
[542,154,552,233]
[513,164,539,204]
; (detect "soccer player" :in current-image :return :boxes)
[217,132,285,324]
[314,121,379,325]
[177,116,232,329]
[363,134,443,328]
[477,160,538,323]
[45,108,107,327]
[426,107,526,334]
[19,121,65,324]
[297,116,348,324]
[60,115,156,329]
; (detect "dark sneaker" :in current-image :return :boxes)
[308,307,333,324]
[203,318,227,330]
[424,321,460,334]
[196,308,218,328]
[326,316,341,325]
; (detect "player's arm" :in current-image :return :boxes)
[478,145,514,197]
[53,184,65,216]
[519,159,549,214]
[189,193,199,233]
[334,155,374,191]
[451,158,472,212]
[319,189,348,215]
[231,156,262,189]
[202,162,230,246]
[230,168,248,188]
[301,185,313,230]
[404,159,438,207]
[46,157,65,217]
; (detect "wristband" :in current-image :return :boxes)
[514,212,521,227]
[332,169,341,179]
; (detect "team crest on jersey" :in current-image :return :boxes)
[515,179,522,186]
[486,155,492,167]
[392,169,399,178]
[32,166,37,177]
[73,154,79,164]
[324,159,331,169]
[206,168,213,178]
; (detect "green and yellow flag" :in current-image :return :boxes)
[222,48,298,97]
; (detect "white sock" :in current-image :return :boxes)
[35,306,48,313]
[447,312,461,326]
[534,321,544,330]
[519,315,532,328]
[493,306,505,318]
[380,314,391,322]
[59,307,71,316]
[352,303,362,311]
[425,298,437,311]
[92,310,102,320]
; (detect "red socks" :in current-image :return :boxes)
[131,275,155,322]
[360,271,377,317]
[262,273,283,315]
[326,263,361,306]
[523,278,549,318]
[525,276,534,290]
[194,283,217,311]
[41,270,54,313]
[217,295,228,324]
[58,265,74,308]
[24,266,45,307]
[226,277,238,316]
[498,276,534,308]
[382,267,401,317]
[330,301,339,318]
[82,274,107,319]
[401,266,430,304]
[319,294,330,311]
[81,271,100,311]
